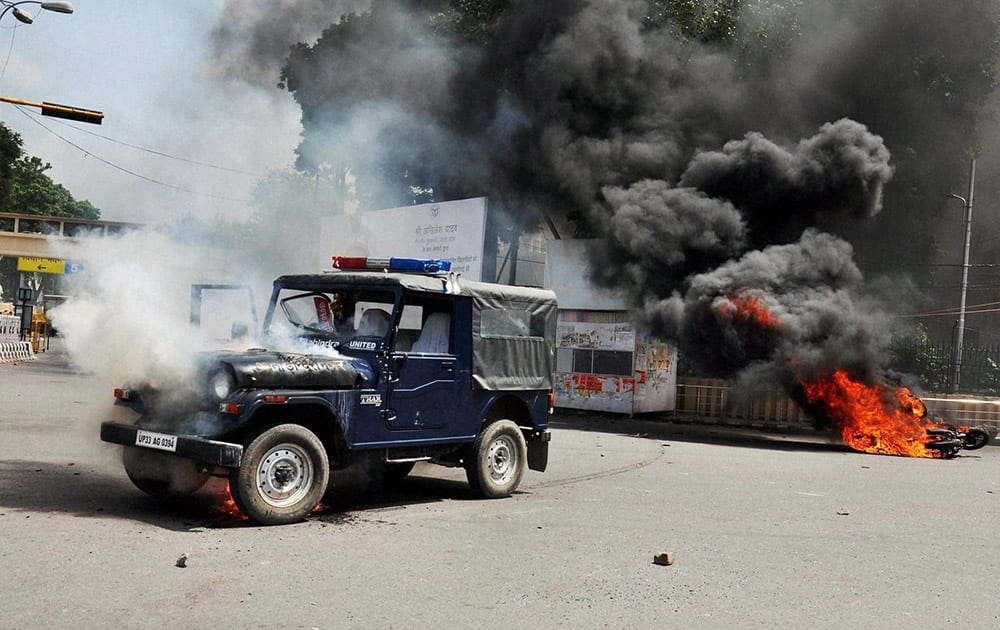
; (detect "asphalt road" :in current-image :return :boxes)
[2,341,999,629]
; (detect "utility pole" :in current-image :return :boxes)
[949,158,976,393]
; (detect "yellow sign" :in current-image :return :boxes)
[17,257,66,274]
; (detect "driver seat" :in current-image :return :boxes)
[411,312,450,353]
[357,309,390,337]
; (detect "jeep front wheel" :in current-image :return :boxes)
[230,424,329,525]
[465,420,526,498]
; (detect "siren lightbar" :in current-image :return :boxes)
[332,256,452,273]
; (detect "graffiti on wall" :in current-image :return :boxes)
[557,321,634,351]
[554,371,636,414]
[554,315,678,414]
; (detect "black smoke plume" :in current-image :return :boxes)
[639,229,889,383]
[678,119,895,248]
[209,1,1000,425]
[210,0,372,86]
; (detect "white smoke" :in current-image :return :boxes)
[48,229,263,390]
[264,320,346,359]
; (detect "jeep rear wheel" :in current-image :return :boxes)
[465,419,527,498]
[230,424,329,525]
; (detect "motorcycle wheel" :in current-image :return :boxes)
[962,427,991,450]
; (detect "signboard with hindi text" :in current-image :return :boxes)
[318,197,488,280]
[17,257,65,274]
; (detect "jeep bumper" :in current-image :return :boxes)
[100,421,243,468]
[527,429,551,472]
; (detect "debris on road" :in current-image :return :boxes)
[175,553,188,568]
[653,551,676,566]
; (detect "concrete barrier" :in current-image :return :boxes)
[0,315,18,342]
[0,315,34,364]
[0,340,34,364]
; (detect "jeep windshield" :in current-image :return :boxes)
[265,287,397,352]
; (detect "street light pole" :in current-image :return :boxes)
[0,1,73,24]
[949,158,976,393]
[0,2,97,125]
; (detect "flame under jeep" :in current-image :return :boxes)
[100,257,557,525]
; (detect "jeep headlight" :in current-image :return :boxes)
[210,369,235,400]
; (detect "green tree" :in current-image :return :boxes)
[0,123,23,202]
[889,323,949,391]
[429,0,510,43]
[6,156,100,219]
[251,167,349,220]
[247,167,350,272]
[645,0,742,40]
[429,0,743,43]
[0,122,101,303]
[157,167,350,275]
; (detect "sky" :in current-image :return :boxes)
[0,0,303,224]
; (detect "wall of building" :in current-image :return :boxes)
[553,310,677,414]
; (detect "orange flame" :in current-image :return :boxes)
[213,482,324,523]
[218,481,249,521]
[801,370,942,457]
[711,292,952,458]
[718,294,781,328]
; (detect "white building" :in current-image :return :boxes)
[545,240,677,415]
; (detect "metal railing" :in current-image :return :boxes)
[890,340,1000,396]
[674,376,1000,433]
[675,377,811,429]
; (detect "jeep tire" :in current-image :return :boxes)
[465,419,527,498]
[230,424,329,525]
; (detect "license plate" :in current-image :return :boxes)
[135,429,177,452]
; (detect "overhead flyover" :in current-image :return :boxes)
[0,211,141,258]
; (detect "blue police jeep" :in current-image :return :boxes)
[100,257,557,525]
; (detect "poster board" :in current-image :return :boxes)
[318,197,488,280]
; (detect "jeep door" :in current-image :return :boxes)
[384,299,468,432]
